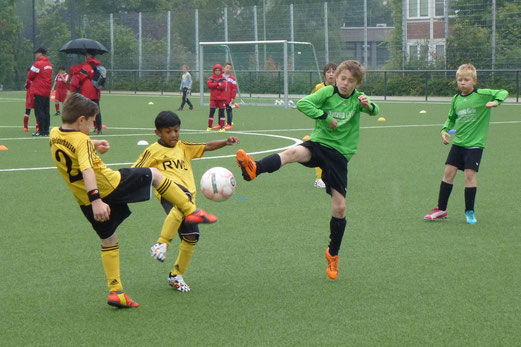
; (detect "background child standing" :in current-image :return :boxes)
[178,64,193,111]
[223,62,237,130]
[424,64,508,224]
[206,64,227,131]
[51,67,69,116]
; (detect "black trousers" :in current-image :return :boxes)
[92,99,102,131]
[180,87,193,108]
[34,95,50,135]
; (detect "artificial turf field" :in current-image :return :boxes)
[1,91,520,346]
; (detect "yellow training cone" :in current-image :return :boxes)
[419,110,427,114]
[148,101,154,105]
[377,117,386,122]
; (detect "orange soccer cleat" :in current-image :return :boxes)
[236,149,257,181]
[184,208,217,224]
[325,248,338,280]
[107,291,139,308]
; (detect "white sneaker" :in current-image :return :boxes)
[168,274,191,292]
[150,243,167,262]
[314,179,326,188]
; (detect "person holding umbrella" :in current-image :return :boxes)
[25,47,52,136]
[61,39,108,135]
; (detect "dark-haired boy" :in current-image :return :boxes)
[51,67,69,115]
[133,111,239,292]
[50,93,217,308]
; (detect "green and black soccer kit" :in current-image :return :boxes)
[252,85,379,256]
[437,88,508,212]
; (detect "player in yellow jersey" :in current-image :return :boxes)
[49,93,218,308]
[133,111,239,292]
[306,62,337,188]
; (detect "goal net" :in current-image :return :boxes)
[198,40,321,108]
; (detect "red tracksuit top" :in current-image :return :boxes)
[69,58,102,100]
[26,56,53,97]
[207,64,227,101]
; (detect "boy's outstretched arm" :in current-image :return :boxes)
[204,136,239,151]
[82,168,111,222]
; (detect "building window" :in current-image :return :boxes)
[435,0,445,17]
[436,44,445,59]
[409,45,418,59]
[409,0,429,18]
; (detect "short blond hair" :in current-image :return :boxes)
[456,64,477,80]
[336,60,366,84]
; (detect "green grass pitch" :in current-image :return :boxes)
[1,91,520,345]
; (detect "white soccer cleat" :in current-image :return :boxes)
[150,243,167,262]
[314,179,326,189]
[168,274,191,292]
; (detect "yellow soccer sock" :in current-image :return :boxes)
[101,244,123,292]
[171,240,196,276]
[157,208,184,246]
[156,178,196,216]
[315,167,323,181]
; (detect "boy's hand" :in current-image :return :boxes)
[92,140,110,154]
[441,131,451,145]
[225,136,240,145]
[486,101,498,108]
[358,95,370,109]
[92,199,111,222]
[328,118,338,130]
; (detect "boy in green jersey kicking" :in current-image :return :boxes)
[236,60,379,280]
[424,64,508,224]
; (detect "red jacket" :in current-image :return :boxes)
[223,73,237,104]
[207,64,227,101]
[26,56,53,97]
[69,58,102,100]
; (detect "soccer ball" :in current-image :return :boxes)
[200,167,236,202]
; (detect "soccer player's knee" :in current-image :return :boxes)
[180,233,199,245]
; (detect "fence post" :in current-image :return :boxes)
[249,71,252,98]
[384,71,387,101]
[134,71,137,94]
[425,72,429,101]
[516,70,519,103]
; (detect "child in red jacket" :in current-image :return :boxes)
[223,62,237,130]
[206,64,227,132]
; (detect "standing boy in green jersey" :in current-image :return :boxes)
[424,64,508,224]
[50,93,217,308]
[133,111,239,292]
[236,60,379,280]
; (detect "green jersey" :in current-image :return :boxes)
[296,85,379,160]
[441,88,508,148]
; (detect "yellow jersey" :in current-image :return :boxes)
[311,82,326,94]
[132,140,205,199]
[49,127,121,205]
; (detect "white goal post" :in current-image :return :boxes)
[198,40,321,109]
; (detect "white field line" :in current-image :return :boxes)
[1,120,520,172]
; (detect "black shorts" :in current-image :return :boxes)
[445,145,484,172]
[161,195,200,242]
[80,167,153,240]
[299,141,348,197]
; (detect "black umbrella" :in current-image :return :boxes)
[59,38,109,55]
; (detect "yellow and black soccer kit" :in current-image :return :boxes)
[50,127,197,292]
[133,139,205,277]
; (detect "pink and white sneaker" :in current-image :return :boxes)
[424,207,447,220]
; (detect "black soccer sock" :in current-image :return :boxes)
[26,108,31,115]
[226,106,233,124]
[438,181,453,211]
[257,154,281,174]
[465,187,477,211]
[328,217,346,256]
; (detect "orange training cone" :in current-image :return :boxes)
[0,145,8,151]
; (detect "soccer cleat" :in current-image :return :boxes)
[325,248,338,280]
[168,274,191,292]
[31,131,41,137]
[424,207,448,220]
[184,208,217,224]
[465,210,477,224]
[218,128,226,133]
[314,179,326,189]
[23,127,28,132]
[177,107,183,111]
[54,111,61,116]
[97,130,102,135]
[236,149,257,181]
[206,127,213,132]
[150,243,167,262]
[224,124,233,130]
[212,124,222,130]
[189,106,194,110]
[107,291,139,308]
